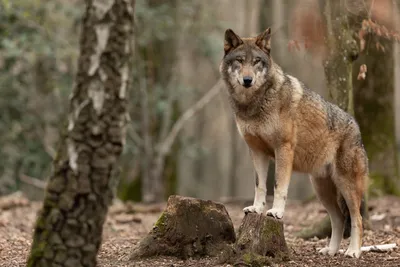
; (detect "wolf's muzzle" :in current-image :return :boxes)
[243,76,253,88]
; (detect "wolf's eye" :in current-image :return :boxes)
[254,57,261,64]
[236,57,244,63]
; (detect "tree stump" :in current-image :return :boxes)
[221,213,290,266]
[130,195,236,260]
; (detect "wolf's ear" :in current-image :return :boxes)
[224,29,243,55]
[255,28,271,53]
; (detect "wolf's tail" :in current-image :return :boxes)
[340,194,367,239]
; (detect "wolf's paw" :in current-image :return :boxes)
[344,248,361,258]
[318,247,338,257]
[266,208,284,219]
[243,205,264,214]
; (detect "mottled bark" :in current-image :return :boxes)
[27,0,135,266]
[323,0,358,114]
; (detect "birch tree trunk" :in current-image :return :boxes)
[27,0,135,266]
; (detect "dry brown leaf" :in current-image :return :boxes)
[357,64,368,80]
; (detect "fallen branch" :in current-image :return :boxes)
[19,174,47,189]
[352,243,397,253]
[318,243,398,254]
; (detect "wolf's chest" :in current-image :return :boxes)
[235,113,279,138]
[235,116,278,158]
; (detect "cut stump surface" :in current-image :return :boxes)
[130,195,236,260]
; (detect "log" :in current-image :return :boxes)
[220,213,290,266]
[130,195,236,260]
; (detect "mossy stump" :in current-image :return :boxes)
[130,195,236,260]
[221,213,290,266]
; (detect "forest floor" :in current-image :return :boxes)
[0,192,400,267]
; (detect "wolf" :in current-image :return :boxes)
[219,28,368,258]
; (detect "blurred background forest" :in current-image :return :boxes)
[1,0,400,204]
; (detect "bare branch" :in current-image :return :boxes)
[139,62,154,202]
[19,174,47,189]
[43,143,56,159]
[127,124,144,148]
[157,79,224,157]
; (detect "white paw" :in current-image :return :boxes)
[344,248,361,258]
[243,205,264,214]
[318,247,338,256]
[266,208,284,219]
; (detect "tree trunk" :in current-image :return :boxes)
[354,36,400,196]
[27,0,135,266]
[299,0,365,240]
[137,0,178,203]
[323,0,358,114]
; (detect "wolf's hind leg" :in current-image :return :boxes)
[310,174,344,256]
[334,146,366,258]
[243,149,269,214]
[334,174,363,258]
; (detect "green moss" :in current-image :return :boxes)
[27,230,49,266]
[153,212,168,234]
[261,220,281,241]
[27,206,54,266]
[242,252,272,267]
[27,244,45,266]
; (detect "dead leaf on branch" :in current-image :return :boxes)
[359,29,366,52]
[359,19,400,52]
[376,41,385,52]
[357,64,368,80]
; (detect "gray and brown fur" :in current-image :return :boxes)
[219,28,368,258]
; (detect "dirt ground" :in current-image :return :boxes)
[1,193,400,267]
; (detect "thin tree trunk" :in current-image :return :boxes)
[323,0,358,114]
[229,116,238,197]
[27,1,135,266]
[137,0,178,203]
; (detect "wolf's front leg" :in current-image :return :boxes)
[243,149,270,214]
[267,143,294,219]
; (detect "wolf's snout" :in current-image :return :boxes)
[243,76,253,87]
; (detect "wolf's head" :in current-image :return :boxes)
[220,28,273,104]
